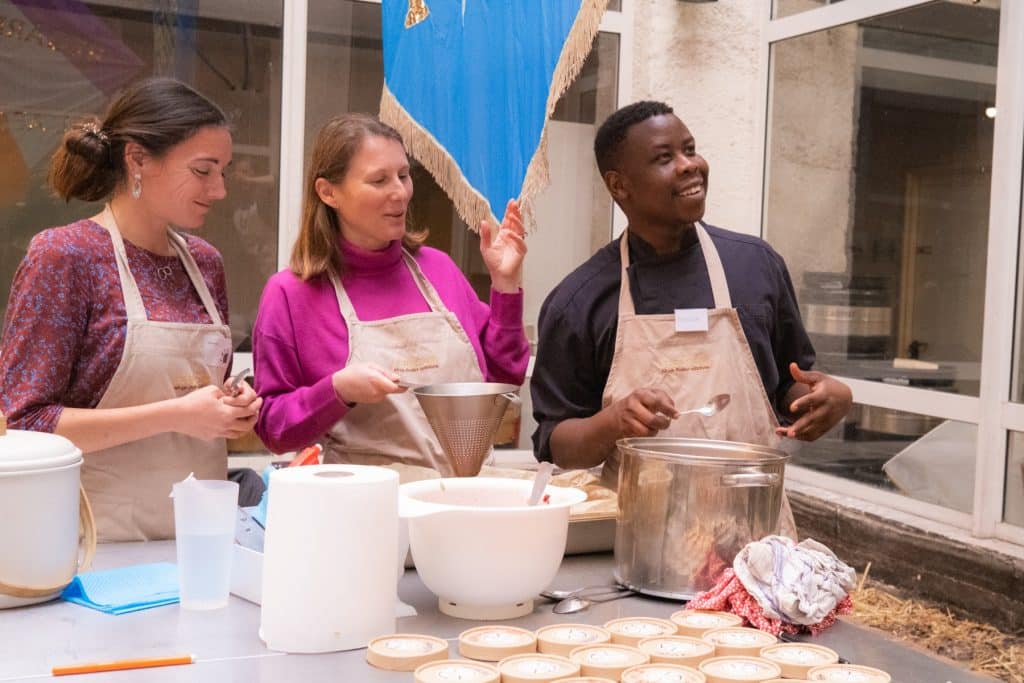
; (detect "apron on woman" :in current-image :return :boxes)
[80,209,232,542]
[322,250,484,476]
[601,225,797,538]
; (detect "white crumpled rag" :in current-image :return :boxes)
[732,535,856,625]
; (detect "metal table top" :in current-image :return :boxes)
[0,542,992,682]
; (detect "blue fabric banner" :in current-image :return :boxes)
[380,0,607,229]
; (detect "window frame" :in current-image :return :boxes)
[762,0,1024,546]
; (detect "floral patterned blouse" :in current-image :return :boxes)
[0,219,230,432]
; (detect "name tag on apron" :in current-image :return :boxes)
[674,308,709,333]
[201,333,232,367]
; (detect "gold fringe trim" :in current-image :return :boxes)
[381,0,609,233]
[381,85,498,231]
[520,0,610,229]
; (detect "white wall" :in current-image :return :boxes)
[630,1,766,236]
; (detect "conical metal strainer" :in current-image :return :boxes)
[412,382,520,477]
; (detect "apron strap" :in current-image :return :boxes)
[166,230,225,327]
[329,247,446,325]
[695,223,732,309]
[100,207,147,322]
[617,224,732,316]
[99,206,225,327]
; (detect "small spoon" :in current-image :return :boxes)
[540,584,621,601]
[553,589,634,615]
[674,393,730,419]
[227,367,251,397]
[527,462,554,506]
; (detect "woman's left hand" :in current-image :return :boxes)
[480,199,527,293]
[221,379,263,415]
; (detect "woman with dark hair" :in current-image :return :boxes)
[0,77,262,541]
[253,114,528,473]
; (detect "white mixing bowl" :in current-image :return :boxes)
[400,477,586,619]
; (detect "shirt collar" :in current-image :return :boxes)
[338,237,403,276]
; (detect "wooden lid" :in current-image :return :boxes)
[536,624,611,657]
[698,655,782,683]
[458,625,536,661]
[807,664,892,682]
[620,662,707,682]
[604,617,679,646]
[702,627,777,656]
[497,653,581,682]
[759,643,839,678]
[671,610,744,637]
[366,634,449,671]
[569,643,650,678]
[637,635,716,665]
[414,659,500,683]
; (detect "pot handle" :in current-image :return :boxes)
[720,472,780,488]
[500,392,521,405]
[0,486,97,599]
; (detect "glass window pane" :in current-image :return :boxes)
[607,0,622,13]
[791,403,977,513]
[0,0,283,351]
[1007,433,1024,526]
[765,1,999,397]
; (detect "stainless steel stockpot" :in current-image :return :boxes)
[613,437,788,600]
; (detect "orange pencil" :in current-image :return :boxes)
[52,654,195,676]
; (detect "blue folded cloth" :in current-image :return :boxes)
[252,464,274,527]
[61,562,179,614]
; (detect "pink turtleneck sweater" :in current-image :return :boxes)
[252,239,528,453]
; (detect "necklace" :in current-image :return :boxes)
[146,254,176,281]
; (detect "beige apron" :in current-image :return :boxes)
[81,209,232,542]
[322,250,484,475]
[601,226,797,537]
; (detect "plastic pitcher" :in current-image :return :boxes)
[171,476,238,610]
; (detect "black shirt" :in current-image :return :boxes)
[530,223,816,462]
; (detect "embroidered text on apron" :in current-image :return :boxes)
[600,225,797,537]
[81,208,232,542]
[323,250,484,475]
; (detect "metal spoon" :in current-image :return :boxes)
[674,393,730,419]
[227,367,251,397]
[552,589,634,614]
[540,585,622,601]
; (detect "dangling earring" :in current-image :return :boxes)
[131,173,142,200]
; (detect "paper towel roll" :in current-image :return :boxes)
[259,464,399,653]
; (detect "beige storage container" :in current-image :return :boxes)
[569,643,650,679]
[671,610,744,638]
[698,655,783,683]
[637,635,716,668]
[604,617,679,646]
[459,625,537,661]
[497,653,580,682]
[535,624,612,657]
[702,628,778,657]
[759,643,839,679]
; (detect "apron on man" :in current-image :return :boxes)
[82,208,232,542]
[601,225,797,538]
[322,250,484,476]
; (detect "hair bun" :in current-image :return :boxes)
[65,119,111,165]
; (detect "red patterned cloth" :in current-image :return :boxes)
[688,568,853,636]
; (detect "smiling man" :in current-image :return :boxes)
[530,101,851,520]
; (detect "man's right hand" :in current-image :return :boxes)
[606,388,677,438]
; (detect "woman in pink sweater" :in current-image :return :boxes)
[253,114,529,473]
